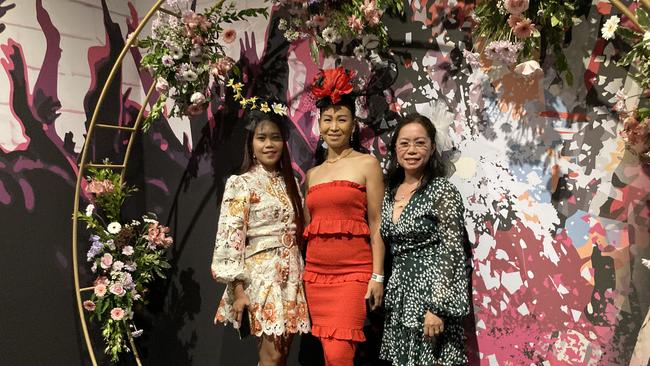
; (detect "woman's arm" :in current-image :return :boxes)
[210,175,250,285]
[364,156,386,309]
[426,179,470,318]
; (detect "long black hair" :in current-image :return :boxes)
[240,110,305,246]
[314,94,366,165]
[385,113,448,198]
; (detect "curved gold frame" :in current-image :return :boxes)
[71,1,175,364]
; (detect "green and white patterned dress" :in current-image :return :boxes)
[379,177,470,366]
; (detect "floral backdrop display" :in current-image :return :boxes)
[0,0,649,365]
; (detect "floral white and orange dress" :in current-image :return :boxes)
[211,164,310,337]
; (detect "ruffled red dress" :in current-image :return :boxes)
[303,180,373,344]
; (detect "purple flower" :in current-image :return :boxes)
[86,241,104,262]
[89,235,100,242]
[162,55,174,67]
[484,41,522,65]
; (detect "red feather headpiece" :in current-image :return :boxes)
[311,67,356,105]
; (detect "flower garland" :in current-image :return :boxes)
[273,0,404,64]
[76,165,174,361]
[471,0,581,84]
[135,0,268,130]
[226,79,289,116]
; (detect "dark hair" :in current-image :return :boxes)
[240,110,305,247]
[314,94,366,165]
[385,113,448,198]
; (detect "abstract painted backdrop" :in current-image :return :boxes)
[0,0,648,365]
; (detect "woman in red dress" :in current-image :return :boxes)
[303,68,386,366]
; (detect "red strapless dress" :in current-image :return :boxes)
[303,180,373,343]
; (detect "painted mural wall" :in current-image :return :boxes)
[1,0,648,365]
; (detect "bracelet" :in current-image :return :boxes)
[371,273,384,283]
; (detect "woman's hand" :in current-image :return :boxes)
[365,280,384,311]
[232,281,250,325]
[423,311,444,341]
[232,293,250,325]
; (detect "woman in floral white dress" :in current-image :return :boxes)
[211,110,310,365]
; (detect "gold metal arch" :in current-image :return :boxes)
[71,1,178,364]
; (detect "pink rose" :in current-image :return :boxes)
[155,77,169,93]
[94,283,107,298]
[222,29,237,44]
[86,180,105,195]
[311,15,327,28]
[100,253,113,269]
[83,300,96,311]
[504,0,529,15]
[211,57,235,77]
[109,283,126,297]
[348,15,364,33]
[110,307,125,321]
[360,0,382,26]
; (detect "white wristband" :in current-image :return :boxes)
[371,273,384,283]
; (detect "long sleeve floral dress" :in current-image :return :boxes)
[211,164,310,336]
[380,177,470,366]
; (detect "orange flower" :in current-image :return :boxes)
[262,303,277,323]
[297,303,308,321]
[250,191,261,204]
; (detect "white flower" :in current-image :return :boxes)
[601,16,620,41]
[85,204,95,216]
[131,329,144,338]
[122,246,134,256]
[278,18,288,31]
[143,217,158,224]
[271,102,287,116]
[107,222,122,234]
[353,45,366,59]
[642,258,650,270]
[644,32,650,42]
[182,69,198,81]
[112,260,125,271]
[91,262,97,273]
[190,92,206,104]
[322,27,339,43]
[170,46,183,60]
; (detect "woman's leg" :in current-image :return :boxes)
[258,334,293,366]
[320,338,356,366]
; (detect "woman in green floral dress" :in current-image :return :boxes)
[379,113,470,366]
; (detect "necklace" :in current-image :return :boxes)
[325,148,353,164]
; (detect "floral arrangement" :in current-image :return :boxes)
[135,0,268,130]
[273,0,404,64]
[471,0,580,84]
[76,165,174,361]
[602,6,650,91]
[226,79,288,116]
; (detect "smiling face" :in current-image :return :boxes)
[251,120,284,170]
[395,122,434,177]
[318,105,355,150]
